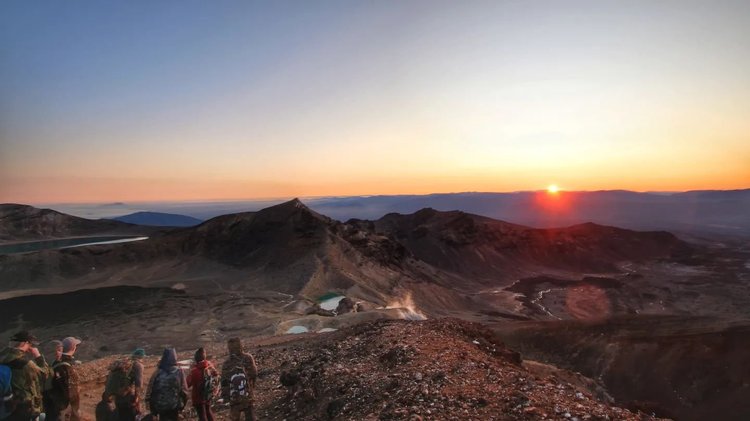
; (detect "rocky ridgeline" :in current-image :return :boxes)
[76,318,668,420]
[258,319,667,420]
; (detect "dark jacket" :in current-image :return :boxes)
[187,360,217,405]
[145,349,188,412]
[53,354,80,408]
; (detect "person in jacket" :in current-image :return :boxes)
[187,348,218,421]
[41,340,63,421]
[114,348,145,421]
[0,331,49,421]
[145,348,187,421]
[220,338,258,421]
[53,337,82,421]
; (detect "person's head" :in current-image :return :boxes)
[131,348,146,360]
[158,348,177,370]
[49,340,63,360]
[194,347,206,363]
[101,392,112,402]
[62,337,81,355]
[10,331,39,352]
[227,337,242,355]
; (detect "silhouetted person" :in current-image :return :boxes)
[42,340,63,421]
[221,338,257,421]
[113,349,145,421]
[52,337,82,421]
[146,348,187,421]
[0,331,49,421]
[187,347,218,421]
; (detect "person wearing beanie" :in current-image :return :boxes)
[187,348,218,421]
[145,348,187,421]
[0,331,49,421]
[53,337,82,421]
[221,338,258,421]
[113,348,146,421]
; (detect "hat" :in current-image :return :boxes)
[49,340,63,350]
[11,331,39,345]
[62,337,82,353]
[132,348,146,359]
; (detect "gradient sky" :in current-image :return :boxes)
[1,1,749,203]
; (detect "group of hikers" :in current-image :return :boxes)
[1,331,258,421]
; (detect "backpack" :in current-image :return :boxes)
[200,367,219,403]
[150,369,183,413]
[228,366,249,404]
[104,359,133,397]
[0,364,13,420]
[49,361,72,409]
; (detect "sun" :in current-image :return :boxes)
[547,184,559,194]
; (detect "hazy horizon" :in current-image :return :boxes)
[2,1,749,203]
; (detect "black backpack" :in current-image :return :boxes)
[150,369,185,413]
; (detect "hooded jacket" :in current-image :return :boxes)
[145,348,188,411]
[0,347,49,415]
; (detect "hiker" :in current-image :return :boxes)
[108,348,145,421]
[0,331,49,421]
[95,392,116,421]
[220,338,258,421]
[51,337,82,421]
[187,348,219,421]
[42,340,63,421]
[145,348,187,421]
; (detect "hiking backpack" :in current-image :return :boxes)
[201,367,220,403]
[228,366,249,404]
[0,364,12,420]
[104,359,133,397]
[150,369,183,413]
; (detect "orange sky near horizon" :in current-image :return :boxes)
[2,2,749,204]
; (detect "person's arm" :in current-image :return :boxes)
[132,362,143,392]
[186,368,194,388]
[145,371,157,408]
[57,364,72,402]
[220,361,230,400]
[180,368,188,393]
[245,354,258,381]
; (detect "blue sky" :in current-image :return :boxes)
[1,1,749,202]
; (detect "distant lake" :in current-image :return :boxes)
[0,236,149,255]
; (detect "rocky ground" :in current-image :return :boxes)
[75,318,665,420]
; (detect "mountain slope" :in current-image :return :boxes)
[0,203,155,242]
[352,208,692,283]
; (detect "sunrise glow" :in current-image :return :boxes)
[547,185,560,194]
[1,2,749,203]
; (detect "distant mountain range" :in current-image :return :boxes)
[38,189,750,237]
[0,203,157,242]
[111,211,203,227]
[308,189,750,237]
